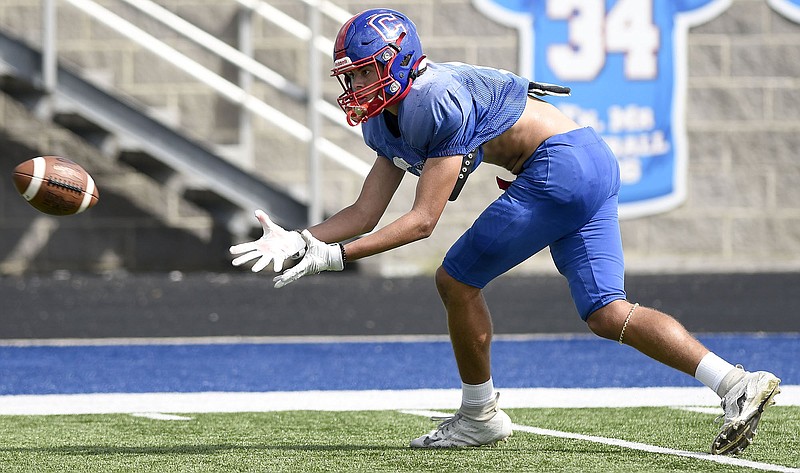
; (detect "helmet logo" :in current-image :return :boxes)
[333,57,352,69]
[367,13,407,42]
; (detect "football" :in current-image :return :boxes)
[12,156,100,216]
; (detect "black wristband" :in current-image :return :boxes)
[338,243,347,265]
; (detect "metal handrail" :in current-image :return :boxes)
[120,0,360,140]
[297,0,352,25]
[1,25,308,229]
[237,0,334,53]
[235,0,360,136]
[60,0,370,180]
[120,0,305,101]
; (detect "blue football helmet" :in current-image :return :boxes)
[332,9,426,126]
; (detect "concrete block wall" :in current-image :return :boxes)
[621,0,800,273]
[0,0,798,275]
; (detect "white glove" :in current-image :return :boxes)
[229,209,307,272]
[273,230,344,288]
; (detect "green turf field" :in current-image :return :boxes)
[0,407,797,472]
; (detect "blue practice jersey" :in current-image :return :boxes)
[362,61,529,176]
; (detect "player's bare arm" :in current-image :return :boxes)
[307,156,404,244]
[343,153,462,261]
[230,155,406,275]
[272,154,461,288]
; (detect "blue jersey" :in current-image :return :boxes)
[362,61,529,176]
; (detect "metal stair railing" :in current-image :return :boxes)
[120,0,361,140]
[0,28,309,231]
[33,0,371,230]
[121,0,306,101]
[60,0,370,174]
[236,0,361,135]
[117,0,367,226]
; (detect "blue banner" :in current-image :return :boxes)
[769,0,800,21]
[474,0,730,218]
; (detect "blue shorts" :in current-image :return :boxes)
[442,127,626,320]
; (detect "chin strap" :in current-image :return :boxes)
[449,148,478,201]
[528,81,571,97]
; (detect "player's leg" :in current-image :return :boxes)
[587,303,780,455]
[438,173,586,390]
[587,299,780,454]
[435,266,492,385]
[407,266,512,448]
[412,141,624,447]
[411,128,624,448]
[587,301,708,375]
[549,197,710,374]
[552,194,780,455]
[411,162,580,448]
[410,215,552,447]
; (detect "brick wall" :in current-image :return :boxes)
[0,0,798,275]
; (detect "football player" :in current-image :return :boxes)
[230,8,780,454]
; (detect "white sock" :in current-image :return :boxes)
[461,378,495,408]
[694,352,738,396]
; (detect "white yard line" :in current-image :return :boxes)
[402,409,800,473]
[671,406,724,415]
[2,387,796,470]
[0,386,797,415]
[130,412,193,421]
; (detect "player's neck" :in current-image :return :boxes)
[382,110,401,137]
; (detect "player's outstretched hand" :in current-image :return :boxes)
[273,230,344,288]
[229,209,307,272]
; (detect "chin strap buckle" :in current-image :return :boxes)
[528,81,571,97]
[448,149,478,201]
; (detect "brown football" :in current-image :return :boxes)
[12,156,100,216]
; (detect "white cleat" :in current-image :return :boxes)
[410,394,513,448]
[711,369,781,455]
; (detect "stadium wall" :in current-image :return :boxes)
[0,0,799,276]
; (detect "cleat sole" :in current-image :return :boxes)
[711,378,780,455]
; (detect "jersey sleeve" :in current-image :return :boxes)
[402,81,476,158]
[361,121,389,158]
